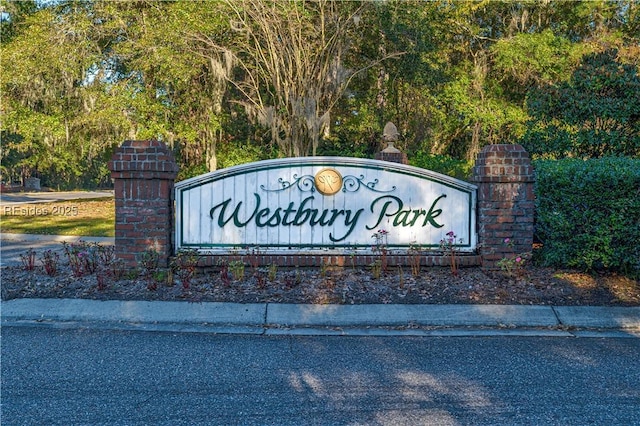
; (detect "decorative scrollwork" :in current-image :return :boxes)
[260,173,395,194]
[260,174,316,193]
[342,175,396,193]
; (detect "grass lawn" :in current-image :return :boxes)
[0,198,114,237]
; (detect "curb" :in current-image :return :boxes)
[2,299,639,337]
[267,304,560,327]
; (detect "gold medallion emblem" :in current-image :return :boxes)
[314,168,343,196]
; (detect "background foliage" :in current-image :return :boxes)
[1,0,639,189]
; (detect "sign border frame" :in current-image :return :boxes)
[175,157,477,253]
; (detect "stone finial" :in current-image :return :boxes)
[376,121,407,164]
[382,122,401,153]
[383,121,399,141]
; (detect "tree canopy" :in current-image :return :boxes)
[522,49,640,158]
[1,0,638,189]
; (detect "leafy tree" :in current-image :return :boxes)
[0,0,37,42]
[491,30,584,96]
[191,0,402,157]
[328,1,447,158]
[1,0,639,188]
[521,49,640,158]
[1,2,108,187]
[92,0,233,171]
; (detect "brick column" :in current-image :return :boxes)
[108,140,179,268]
[375,150,408,165]
[471,144,535,269]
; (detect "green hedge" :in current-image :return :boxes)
[533,157,640,274]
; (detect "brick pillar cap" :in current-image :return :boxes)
[108,139,179,178]
[472,144,534,183]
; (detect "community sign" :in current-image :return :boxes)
[175,157,477,253]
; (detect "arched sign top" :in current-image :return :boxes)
[176,157,476,193]
[175,157,477,253]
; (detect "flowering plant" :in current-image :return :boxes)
[139,248,160,290]
[62,241,99,277]
[171,249,200,290]
[440,230,462,277]
[41,250,59,277]
[20,249,37,271]
[496,238,531,278]
[407,242,422,277]
[371,229,389,273]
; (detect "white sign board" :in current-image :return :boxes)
[175,157,477,252]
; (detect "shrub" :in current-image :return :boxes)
[534,157,640,274]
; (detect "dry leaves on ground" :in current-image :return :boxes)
[2,260,639,307]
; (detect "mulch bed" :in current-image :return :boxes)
[2,260,639,306]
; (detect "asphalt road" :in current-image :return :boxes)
[0,190,112,206]
[2,327,639,425]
